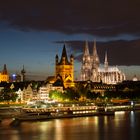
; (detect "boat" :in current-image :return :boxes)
[10,105,114,126]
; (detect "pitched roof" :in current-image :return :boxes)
[58,44,70,65]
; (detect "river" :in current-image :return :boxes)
[0,111,140,140]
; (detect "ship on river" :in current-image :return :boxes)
[10,105,114,126]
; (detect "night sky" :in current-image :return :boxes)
[0,0,140,80]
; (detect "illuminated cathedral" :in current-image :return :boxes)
[55,44,74,88]
[80,41,126,84]
[0,64,9,83]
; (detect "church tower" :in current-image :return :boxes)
[0,64,9,82]
[81,41,91,81]
[91,40,100,82]
[55,44,74,88]
[2,64,8,75]
[92,40,100,69]
[80,39,126,84]
[104,51,108,71]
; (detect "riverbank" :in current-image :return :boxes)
[1,102,140,121]
[0,107,22,119]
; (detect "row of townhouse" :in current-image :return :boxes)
[0,82,63,104]
[16,83,63,103]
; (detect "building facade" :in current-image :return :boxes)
[0,64,9,83]
[81,41,126,84]
[55,44,74,88]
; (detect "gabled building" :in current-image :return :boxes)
[22,84,33,102]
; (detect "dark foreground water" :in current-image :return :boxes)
[0,111,140,140]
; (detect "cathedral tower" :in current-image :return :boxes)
[91,40,100,82]
[2,64,8,74]
[0,64,9,82]
[80,40,126,84]
[104,51,108,71]
[81,41,91,81]
[92,40,100,69]
[55,44,74,88]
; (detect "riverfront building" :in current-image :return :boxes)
[80,41,126,84]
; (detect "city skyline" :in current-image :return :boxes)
[0,0,140,81]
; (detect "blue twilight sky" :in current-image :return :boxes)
[0,0,140,80]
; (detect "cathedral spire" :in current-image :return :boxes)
[92,40,100,64]
[2,64,8,74]
[93,40,97,57]
[104,51,108,71]
[84,40,90,56]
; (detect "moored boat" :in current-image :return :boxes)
[10,105,115,126]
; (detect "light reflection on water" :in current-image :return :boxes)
[0,111,140,140]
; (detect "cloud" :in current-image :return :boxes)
[57,39,140,66]
[1,0,140,36]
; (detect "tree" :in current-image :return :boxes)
[0,88,18,103]
[64,88,80,101]
[86,91,99,100]
[49,90,63,101]
[74,82,88,97]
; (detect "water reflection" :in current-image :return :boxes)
[130,111,135,127]
[114,111,126,127]
[1,112,140,140]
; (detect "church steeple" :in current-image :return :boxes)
[93,40,98,57]
[92,40,99,66]
[61,44,68,58]
[81,39,126,84]
[84,41,90,56]
[83,41,90,62]
[55,44,74,88]
[2,64,8,74]
[59,44,70,65]
[104,51,108,71]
